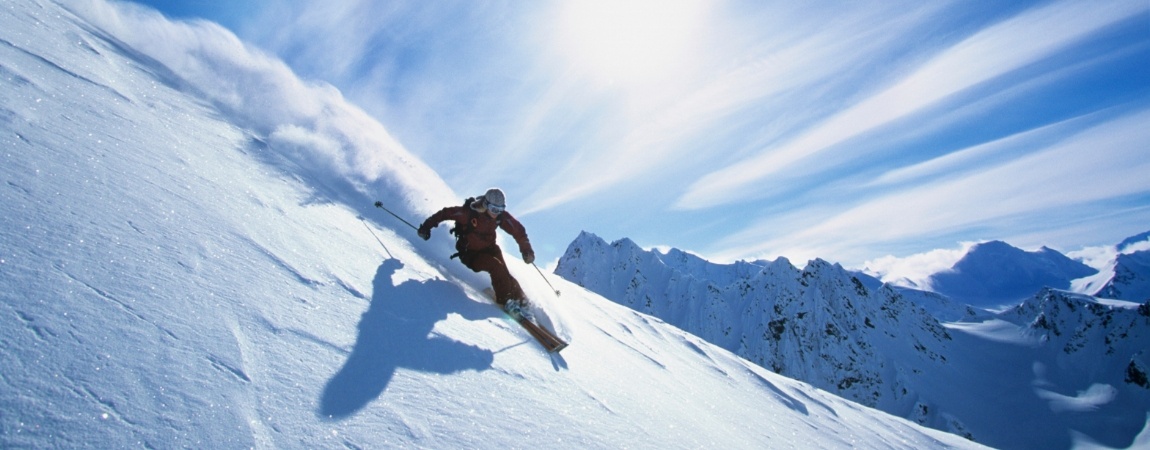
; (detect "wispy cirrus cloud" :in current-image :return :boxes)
[863,111,1100,189]
[711,107,1150,264]
[519,1,950,214]
[676,0,1150,211]
[120,0,1150,266]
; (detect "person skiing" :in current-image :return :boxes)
[417,188,536,316]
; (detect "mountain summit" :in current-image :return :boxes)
[927,241,1097,308]
[1092,231,1150,302]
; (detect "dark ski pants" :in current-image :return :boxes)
[461,246,526,305]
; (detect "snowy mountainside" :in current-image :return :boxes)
[846,271,990,323]
[0,0,982,448]
[555,232,1150,449]
[927,240,1098,308]
[556,234,957,429]
[1119,231,1150,252]
[995,289,1150,441]
[1095,250,1150,302]
[1090,232,1150,302]
[1000,289,1149,385]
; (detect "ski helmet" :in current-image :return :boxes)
[484,188,506,214]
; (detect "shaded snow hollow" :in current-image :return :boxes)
[0,0,983,448]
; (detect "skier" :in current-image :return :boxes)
[417,188,536,316]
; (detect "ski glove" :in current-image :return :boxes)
[417,223,432,241]
[522,250,535,265]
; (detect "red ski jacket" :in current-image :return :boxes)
[423,205,533,258]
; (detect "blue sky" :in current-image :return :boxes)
[125,0,1150,270]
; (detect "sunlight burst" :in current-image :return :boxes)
[557,0,706,87]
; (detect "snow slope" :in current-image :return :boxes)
[1095,251,1150,302]
[0,0,982,448]
[555,232,1150,449]
[1087,232,1150,303]
[927,241,1098,309]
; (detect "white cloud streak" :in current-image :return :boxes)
[862,243,978,288]
[521,2,947,214]
[864,112,1096,188]
[96,0,1149,265]
[1035,384,1117,413]
[677,0,1150,210]
[713,107,1150,265]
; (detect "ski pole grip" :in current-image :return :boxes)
[373,201,419,231]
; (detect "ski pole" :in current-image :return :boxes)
[532,263,561,297]
[373,201,419,231]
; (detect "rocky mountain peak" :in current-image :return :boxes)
[555,232,1150,447]
[557,234,954,412]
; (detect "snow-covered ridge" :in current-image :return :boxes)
[556,232,960,432]
[1069,231,1150,303]
[926,240,1098,308]
[1094,250,1150,303]
[1003,288,1149,378]
[872,232,1150,306]
[556,231,1150,449]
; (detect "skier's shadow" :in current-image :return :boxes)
[318,258,494,420]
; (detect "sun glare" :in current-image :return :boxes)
[557,0,706,87]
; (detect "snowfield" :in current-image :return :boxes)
[1,0,986,448]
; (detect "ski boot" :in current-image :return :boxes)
[504,298,535,321]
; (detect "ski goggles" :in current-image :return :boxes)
[486,201,506,214]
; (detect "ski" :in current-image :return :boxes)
[484,289,568,353]
[510,311,568,353]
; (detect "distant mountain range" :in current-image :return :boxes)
[926,240,1098,308]
[555,231,1150,449]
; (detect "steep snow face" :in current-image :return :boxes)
[0,1,986,449]
[1090,232,1150,302]
[928,240,1097,308]
[1094,251,1150,302]
[1066,230,1150,301]
[999,289,1150,437]
[556,232,1150,450]
[1001,289,1149,382]
[556,234,959,426]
